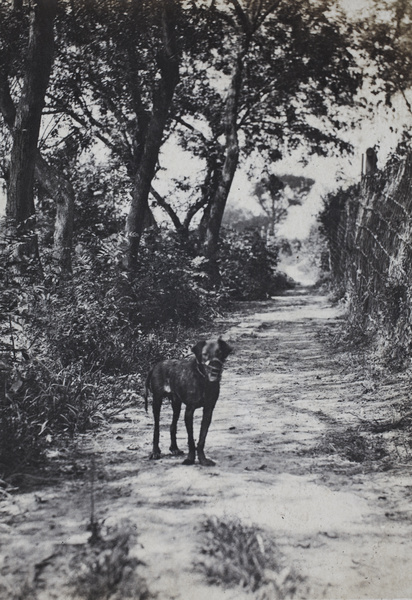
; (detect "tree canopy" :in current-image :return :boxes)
[0,0,411,278]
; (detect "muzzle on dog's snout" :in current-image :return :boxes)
[204,358,224,381]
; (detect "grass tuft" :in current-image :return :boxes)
[197,516,305,599]
[71,521,151,600]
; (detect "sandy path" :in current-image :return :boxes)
[1,291,412,599]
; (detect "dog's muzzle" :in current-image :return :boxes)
[204,358,224,381]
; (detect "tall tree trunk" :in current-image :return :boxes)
[201,41,249,266]
[126,0,179,270]
[6,0,56,274]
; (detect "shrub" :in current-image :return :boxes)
[197,516,305,599]
[129,230,216,329]
[218,228,280,300]
[0,224,287,479]
[72,521,151,600]
[0,360,113,478]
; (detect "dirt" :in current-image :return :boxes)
[1,290,412,600]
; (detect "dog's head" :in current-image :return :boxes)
[192,337,233,382]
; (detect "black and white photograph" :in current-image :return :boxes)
[1,0,412,598]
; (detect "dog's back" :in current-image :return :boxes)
[144,358,195,411]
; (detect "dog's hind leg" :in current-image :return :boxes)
[149,393,163,460]
[169,395,184,456]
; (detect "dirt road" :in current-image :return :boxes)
[1,291,412,599]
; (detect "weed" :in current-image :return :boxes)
[197,516,305,599]
[71,521,151,600]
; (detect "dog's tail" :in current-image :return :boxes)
[144,368,153,412]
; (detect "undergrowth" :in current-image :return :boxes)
[71,521,151,600]
[197,516,305,599]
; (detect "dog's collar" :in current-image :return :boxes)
[195,360,207,379]
[195,358,223,381]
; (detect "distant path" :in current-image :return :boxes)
[1,290,412,599]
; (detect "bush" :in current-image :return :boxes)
[197,516,305,599]
[129,230,217,329]
[218,228,280,300]
[0,359,117,478]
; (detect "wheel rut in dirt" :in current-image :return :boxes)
[1,290,412,600]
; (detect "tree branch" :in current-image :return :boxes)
[173,115,209,144]
[150,185,185,232]
[229,0,252,34]
[183,195,209,229]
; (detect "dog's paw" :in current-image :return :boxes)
[169,447,184,456]
[149,451,162,460]
[199,457,216,467]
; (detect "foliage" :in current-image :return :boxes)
[359,0,412,108]
[179,0,362,156]
[50,0,161,175]
[218,228,280,300]
[130,230,218,329]
[1,0,365,255]
[26,231,219,372]
[0,361,107,479]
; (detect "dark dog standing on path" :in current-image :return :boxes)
[145,338,232,466]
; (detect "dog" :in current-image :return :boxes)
[144,337,232,466]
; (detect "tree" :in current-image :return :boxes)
[357,0,412,155]
[48,0,179,271]
[159,0,363,275]
[126,0,179,267]
[360,0,412,111]
[0,0,74,274]
[254,174,315,240]
[1,0,56,275]
[254,174,285,239]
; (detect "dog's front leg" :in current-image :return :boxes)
[197,406,215,467]
[149,394,163,460]
[169,395,184,456]
[183,405,196,465]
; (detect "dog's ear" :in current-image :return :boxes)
[218,338,233,359]
[192,340,206,363]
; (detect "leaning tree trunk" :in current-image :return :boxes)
[126,0,179,270]
[6,0,56,275]
[200,41,249,269]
